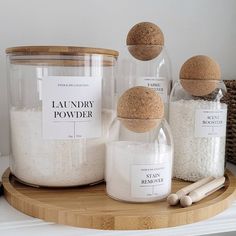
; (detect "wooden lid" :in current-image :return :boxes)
[6,46,119,57]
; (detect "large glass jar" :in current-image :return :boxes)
[169,80,227,182]
[118,45,172,119]
[106,117,173,203]
[6,46,119,187]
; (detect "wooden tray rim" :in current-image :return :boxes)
[2,168,236,230]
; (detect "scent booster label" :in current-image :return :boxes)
[42,76,102,139]
[194,109,227,138]
[135,77,168,102]
[131,164,170,198]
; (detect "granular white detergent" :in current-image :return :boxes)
[10,108,116,187]
[169,99,226,181]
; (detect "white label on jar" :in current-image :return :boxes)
[42,76,102,139]
[194,109,227,137]
[131,164,169,198]
[135,77,168,102]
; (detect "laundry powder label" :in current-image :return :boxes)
[131,163,170,198]
[42,76,102,139]
[135,77,168,102]
[195,109,227,137]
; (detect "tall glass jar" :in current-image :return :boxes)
[169,80,227,182]
[118,45,172,119]
[6,46,119,187]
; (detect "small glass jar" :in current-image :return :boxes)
[6,46,118,187]
[169,80,227,182]
[106,117,173,203]
[118,45,172,119]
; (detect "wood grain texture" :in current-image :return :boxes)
[6,46,119,57]
[2,168,236,230]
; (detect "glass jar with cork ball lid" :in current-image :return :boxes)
[169,55,227,182]
[6,46,119,187]
[106,86,173,203]
[118,22,172,120]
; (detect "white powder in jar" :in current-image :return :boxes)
[106,141,172,202]
[169,99,226,182]
[10,108,116,187]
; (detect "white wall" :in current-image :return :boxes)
[0,0,236,155]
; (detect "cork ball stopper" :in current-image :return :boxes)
[180,55,221,96]
[118,86,164,119]
[127,22,164,45]
[126,22,164,61]
[117,86,164,133]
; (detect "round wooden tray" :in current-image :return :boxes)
[2,168,236,230]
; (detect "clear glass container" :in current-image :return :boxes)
[6,46,119,187]
[169,80,227,182]
[118,45,172,119]
[106,117,173,203]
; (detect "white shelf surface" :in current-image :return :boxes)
[1,155,236,236]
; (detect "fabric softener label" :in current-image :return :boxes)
[42,76,102,139]
[135,77,168,102]
[131,164,169,198]
[194,109,227,138]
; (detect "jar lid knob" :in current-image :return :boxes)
[126,22,164,61]
[117,86,164,132]
[180,55,221,96]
